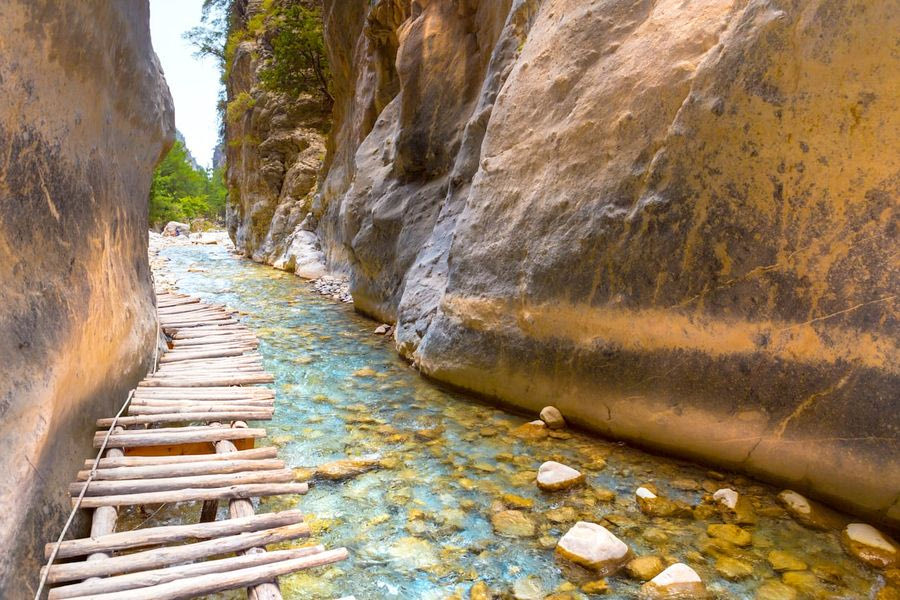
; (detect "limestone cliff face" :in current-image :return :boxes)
[225,2,331,278]
[0,1,173,593]
[317,0,899,525]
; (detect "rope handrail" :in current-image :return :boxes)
[33,286,161,600]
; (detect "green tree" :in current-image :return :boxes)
[148,141,222,229]
[259,3,332,107]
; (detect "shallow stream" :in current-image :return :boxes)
[123,242,888,599]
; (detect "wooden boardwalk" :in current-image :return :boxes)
[39,291,346,600]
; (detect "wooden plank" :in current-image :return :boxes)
[98,411,272,427]
[133,387,274,398]
[85,447,278,469]
[75,482,309,508]
[138,374,275,387]
[159,348,251,363]
[156,298,200,308]
[47,546,326,599]
[92,428,266,448]
[70,469,296,496]
[46,510,304,560]
[58,548,347,600]
[172,326,246,339]
[42,522,311,583]
[173,335,257,346]
[128,405,273,415]
[76,458,285,481]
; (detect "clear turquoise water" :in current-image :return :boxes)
[127,242,886,600]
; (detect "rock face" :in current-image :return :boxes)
[0,0,173,593]
[314,0,899,527]
[224,2,331,277]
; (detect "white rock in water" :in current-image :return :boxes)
[640,563,706,598]
[636,486,657,499]
[713,488,739,509]
[846,523,895,554]
[778,490,811,514]
[374,324,390,334]
[539,405,566,429]
[537,461,585,491]
[556,521,630,574]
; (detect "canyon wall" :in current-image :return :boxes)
[0,1,173,594]
[225,0,332,277]
[311,0,898,526]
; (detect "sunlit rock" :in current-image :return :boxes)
[539,406,566,429]
[639,563,706,599]
[537,461,585,491]
[470,581,492,600]
[777,490,844,530]
[315,457,381,480]
[713,488,739,509]
[386,536,440,569]
[842,523,897,568]
[636,485,693,518]
[162,221,190,236]
[716,556,753,580]
[556,521,631,574]
[512,576,545,600]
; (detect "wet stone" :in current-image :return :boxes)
[716,556,754,580]
[636,485,693,518]
[540,405,567,429]
[491,510,536,537]
[755,580,798,600]
[842,523,897,568]
[513,576,545,600]
[556,521,631,575]
[640,563,706,599]
[470,581,492,600]
[538,461,585,491]
[768,550,807,572]
[625,556,665,580]
[582,579,609,594]
[707,523,752,547]
[777,490,844,530]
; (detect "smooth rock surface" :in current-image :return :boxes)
[842,523,897,568]
[315,0,900,528]
[540,406,566,429]
[537,461,585,491]
[0,0,173,592]
[556,521,631,574]
[640,563,707,599]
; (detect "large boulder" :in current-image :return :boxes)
[319,0,900,528]
[162,221,190,237]
[556,521,631,575]
[0,0,173,592]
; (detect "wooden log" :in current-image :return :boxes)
[92,428,266,448]
[133,387,274,398]
[158,304,226,315]
[42,523,312,583]
[83,427,125,583]
[96,424,247,437]
[85,447,278,469]
[55,548,345,600]
[77,458,285,481]
[48,546,326,599]
[74,482,309,508]
[128,404,273,415]
[173,335,257,346]
[151,358,264,370]
[98,411,272,427]
[159,348,250,363]
[156,298,199,308]
[172,327,246,339]
[46,510,304,560]
[70,469,296,496]
[161,318,237,329]
[138,374,274,387]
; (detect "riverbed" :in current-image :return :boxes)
[124,241,888,599]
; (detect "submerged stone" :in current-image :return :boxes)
[491,510,536,537]
[582,579,609,594]
[716,556,753,580]
[626,556,665,580]
[636,485,693,518]
[537,461,585,491]
[556,521,631,574]
[470,581,492,600]
[315,457,381,480]
[707,523,752,547]
[639,563,706,599]
[755,580,799,600]
[512,576,545,600]
[777,490,844,530]
[767,550,807,572]
[513,420,550,440]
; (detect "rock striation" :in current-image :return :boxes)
[0,1,173,593]
[309,0,899,527]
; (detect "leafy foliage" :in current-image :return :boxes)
[258,3,332,107]
[149,141,227,229]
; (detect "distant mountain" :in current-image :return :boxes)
[175,129,203,171]
[212,140,225,171]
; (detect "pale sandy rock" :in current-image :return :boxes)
[0,1,173,592]
[713,488,739,510]
[640,563,707,599]
[163,221,190,237]
[539,406,566,429]
[316,0,900,529]
[537,461,585,491]
[777,490,844,530]
[556,521,631,574]
[842,523,897,568]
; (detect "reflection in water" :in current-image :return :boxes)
[120,243,883,599]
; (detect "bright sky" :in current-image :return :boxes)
[149,0,221,169]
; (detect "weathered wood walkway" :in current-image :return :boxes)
[39,291,347,600]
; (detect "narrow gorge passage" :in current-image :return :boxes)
[141,237,890,599]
